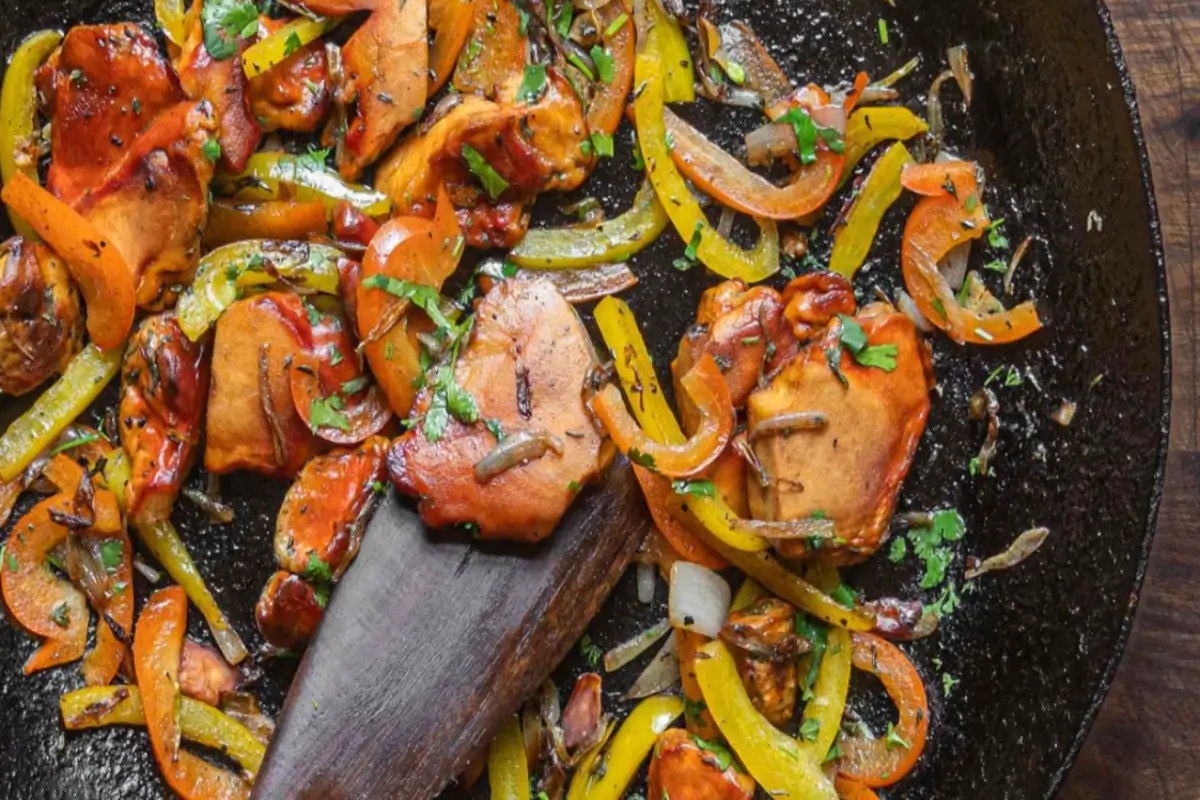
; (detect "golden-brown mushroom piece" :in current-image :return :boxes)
[720,597,807,728]
[274,437,389,579]
[119,312,209,525]
[747,299,934,563]
[73,101,218,310]
[388,279,613,541]
[205,292,325,478]
[255,570,324,651]
[247,18,330,133]
[648,728,757,800]
[176,5,262,172]
[298,0,428,179]
[0,237,84,396]
[37,23,184,207]
[178,639,240,706]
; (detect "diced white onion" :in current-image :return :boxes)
[668,561,730,638]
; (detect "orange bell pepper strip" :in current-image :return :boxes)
[453,0,526,97]
[586,2,636,137]
[356,184,463,417]
[0,172,135,350]
[201,200,329,248]
[79,523,134,686]
[1,497,88,674]
[41,455,122,534]
[133,586,251,800]
[835,777,880,800]
[836,632,929,787]
[429,0,476,95]
[900,161,1042,345]
[633,465,725,570]
[591,353,733,479]
[675,628,721,740]
[664,107,843,219]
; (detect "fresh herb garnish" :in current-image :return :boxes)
[942,672,961,697]
[603,12,629,36]
[551,0,573,37]
[202,0,260,60]
[579,633,602,668]
[341,376,369,396]
[305,552,333,583]
[888,536,907,563]
[885,722,910,749]
[517,64,547,104]
[284,31,303,57]
[799,718,821,743]
[309,395,351,432]
[878,18,889,45]
[50,602,71,628]
[672,479,717,498]
[795,613,829,700]
[100,541,124,574]
[201,139,222,163]
[461,144,510,200]
[782,107,819,165]
[986,218,1010,249]
[630,131,645,170]
[837,315,898,372]
[591,46,616,84]
[725,61,746,85]
[362,275,458,331]
[627,448,657,469]
[690,735,734,771]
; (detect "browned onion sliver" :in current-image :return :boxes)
[745,121,798,167]
[947,45,973,108]
[474,429,565,483]
[730,516,837,540]
[515,263,637,305]
[965,527,1050,580]
[749,411,829,443]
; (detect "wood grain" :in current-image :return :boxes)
[251,466,649,799]
[1061,0,1200,797]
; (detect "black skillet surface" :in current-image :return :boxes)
[0,0,1169,796]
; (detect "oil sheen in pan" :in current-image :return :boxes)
[0,0,1168,797]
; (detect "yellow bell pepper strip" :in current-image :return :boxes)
[242,15,343,79]
[730,577,767,611]
[216,152,392,217]
[798,625,851,762]
[176,240,343,341]
[100,447,132,511]
[836,632,929,787]
[0,30,61,239]
[842,107,929,183]
[694,640,837,800]
[567,695,684,800]
[0,344,122,482]
[60,685,267,776]
[664,107,843,219]
[591,353,733,478]
[829,142,914,278]
[155,0,188,47]
[2,172,136,350]
[635,53,780,283]
[509,179,669,268]
[133,519,248,665]
[691,527,875,631]
[900,161,1043,345]
[593,296,769,555]
[675,629,720,739]
[642,0,695,103]
[487,714,530,800]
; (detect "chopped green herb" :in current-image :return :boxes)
[888,536,907,563]
[631,131,645,170]
[100,541,124,574]
[461,144,510,200]
[341,376,370,396]
[201,139,222,163]
[3,546,15,572]
[551,0,572,37]
[983,258,1008,273]
[837,315,898,372]
[878,18,889,45]
[48,433,101,456]
[1005,366,1023,386]
[627,448,657,469]
[799,718,821,743]
[591,131,614,158]
[604,12,629,37]
[782,107,819,165]
[202,0,260,61]
[484,418,504,440]
[830,583,859,609]
[517,64,547,104]
[725,61,746,85]
[309,395,351,432]
[690,735,734,771]
[567,52,596,81]
[361,275,458,332]
[580,633,602,668]
[984,364,1006,385]
[931,298,947,319]
[328,345,344,366]
[942,673,961,697]
[822,740,842,764]
[885,722,910,749]
[567,480,581,491]
[683,697,708,726]
[672,479,717,498]
[965,194,978,213]
[50,602,71,628]
[370,480,386,494]
[591,46,616,84]
[516,7,530,35]
[685,222,703,260]
[305,552,333,583]
[929,581,961,618]
[284,31,303,57]
[987,219,1010,250]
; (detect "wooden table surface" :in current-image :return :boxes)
[1059,1,1200,797]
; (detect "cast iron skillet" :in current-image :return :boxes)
[0,0,1170,796]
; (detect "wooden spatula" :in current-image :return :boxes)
[251,464,648,799]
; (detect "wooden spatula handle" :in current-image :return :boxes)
[251,465,648,799]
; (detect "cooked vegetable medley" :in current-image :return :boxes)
[0,0,1052,796]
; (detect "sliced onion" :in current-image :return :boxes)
[603,618,670,672]
[182,486,235,525]
[717,206,735,239]
[1051,401,1077,427]
[623,634,680,700]
[745,122,798,167]
[668,561,730,638]
[636,561,656,603]
[730,516,836,541]
[927,69,954,144]
[965,527,1050,580]
[1003,235,1034,296]
[475,429,565,483]
[896,289,934,333]
[133,555,162,583]
[877,55,921,88]
[856,85,900,105]
[947,45,973,108]
[939,241,970,291]
[515,263,637,305]
[749,411,829,442]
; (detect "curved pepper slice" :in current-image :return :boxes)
[488,714,530,800]
[510,179,668,268]
[0,343,123,483]
[900,161,1042,345]
[60,685,266,776]
[133,586,251,800]
[242,15,342,78]
[633,466,726,570]
[675,628,720,739]
[798,625,851,762]
[842,106,929,182]
[586,2,637,136]
[836,632,929,787]
[694,640,836,800]
[429,0,476,95]
[835,777,881,800]
[642,0,694,103]
[591,353,733,478]
[0,29,62,238]
[1,173,135,350]
[665,107,843,219]
[829,142,913,278]
[635,54,779,282]
[216,151,392,216]
[202,200,330,248]
[567,695,684,800]
[176,239,343,341]
[155,0,188,46]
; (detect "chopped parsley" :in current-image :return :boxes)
[837,315,898,372]
[99,541,124,574]
[683,697,708,726]
[986,218,1010,250]
[885,722,910,749]
[202,0,260,60]
[309,395,351,432]
[691,735,734,771]
[461,144,510,200]
[590,131,614,158]
[830,583,859,609]
[942,673,961,697]
[877,18,889,45]
[983,258,1008,273]
[284,31,303,57]
[201,139,222,163]
[341,375,370,396]
[724,61,746,85]
[799,718,821,743]
[579,633,602,668]
[904,509,965,590]
[888,536,907,563]
[1005,366,1023,386]
[630,131,645,170]
[795,614,829,700]
[603,12,629,36]
[50,602,71,628]
[2,545,15,572]
[361,275,458,332]
[627,448,657,469]
[517,64,547,104]
[484,418,505,440]
[305,552,333,583]
[672,479,717,498]
[591,46,616,84]
[551,0,572,37]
